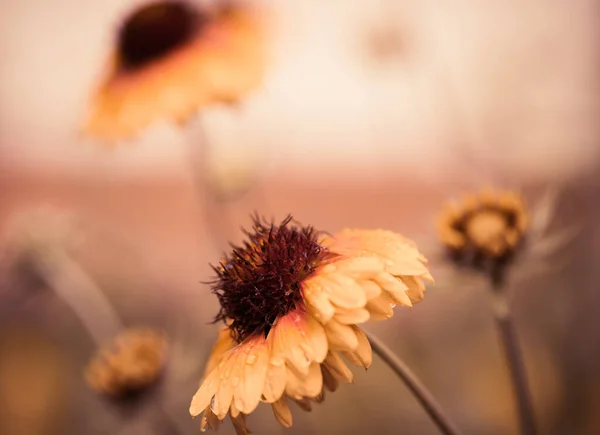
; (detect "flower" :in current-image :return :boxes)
[83,0,265,142]
[434,187,576,287]
[85,327,168,398]
[189,215,432,433]
[437,188,528,263]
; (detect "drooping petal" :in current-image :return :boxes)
[324,319,359,351]
[268,311,328,375]
[190,335,269,418]
[322,352,353,383]
[271,396,293,428]
[341,326,372,369]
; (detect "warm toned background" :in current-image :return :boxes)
[1,0,600,434]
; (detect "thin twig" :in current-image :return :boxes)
[365,331,463,435]
[490,284,538,435]
[36,248,122,345]
[185,116,235,252]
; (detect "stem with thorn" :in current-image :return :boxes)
[365,331,464,435]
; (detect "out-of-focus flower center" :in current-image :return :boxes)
[211,216,331,343]
[84,328,168,398]
[117,1,205,70]
[465,210,508,251]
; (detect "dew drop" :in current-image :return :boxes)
[246,353,257,365]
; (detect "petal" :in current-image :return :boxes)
[341,327,372,369]
[261,359,286,403]
[365,292,396,320]
[293,397,312,412]
[323,352,353,383]
[372,273,413,307]
[333,307,370,325]
[324,319,359,351]
[200,407,221,432]
[302,280,336,323]
[204,326,237,376]
[190,367,221,416]
[321,365,339,392]
[284,362,323,400]
[310,271,367,309]
[271,397,293,428]
[400,275,427,303]
[357,279,382,300]
[191,335,269,419]
[326,229,430,277]
[269,311,328,375]
[233,337,270,414]
[333,256,385,278]
[231,413,251,435]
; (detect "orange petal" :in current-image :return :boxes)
[341,327,372,369]
[271,397,293,428]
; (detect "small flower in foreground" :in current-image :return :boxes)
[189,215,433,433]
[83,0,265,142]
[85,327,168,398]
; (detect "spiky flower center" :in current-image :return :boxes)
[211,216,331,343]
[117,1,205,70]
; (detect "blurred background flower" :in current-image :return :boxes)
[1,0,599,434]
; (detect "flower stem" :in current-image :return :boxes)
[490,283,538,435]
[365,331,463,435]
[35,248,122,346]
[186,116,235,252]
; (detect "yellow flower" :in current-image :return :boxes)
[437,188,528,262]
[85,327,168,397]
[83,0,265,142]
[189,216,432,433]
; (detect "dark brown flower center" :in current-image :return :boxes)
[117,1,205,70]
[210,215,331,343]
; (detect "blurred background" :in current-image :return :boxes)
[1,0,599,434]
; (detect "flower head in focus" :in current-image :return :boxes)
[85,327,168,398]
[189,215,432,433]
[83,0,265,142]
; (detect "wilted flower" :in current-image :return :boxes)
[85,327,168,398]
[190,215,432,433]
[83,0,265,142]
[434,187,575,287]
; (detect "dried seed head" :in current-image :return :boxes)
[211,215,334,343]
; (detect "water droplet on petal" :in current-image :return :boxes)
[246,353,257,365]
